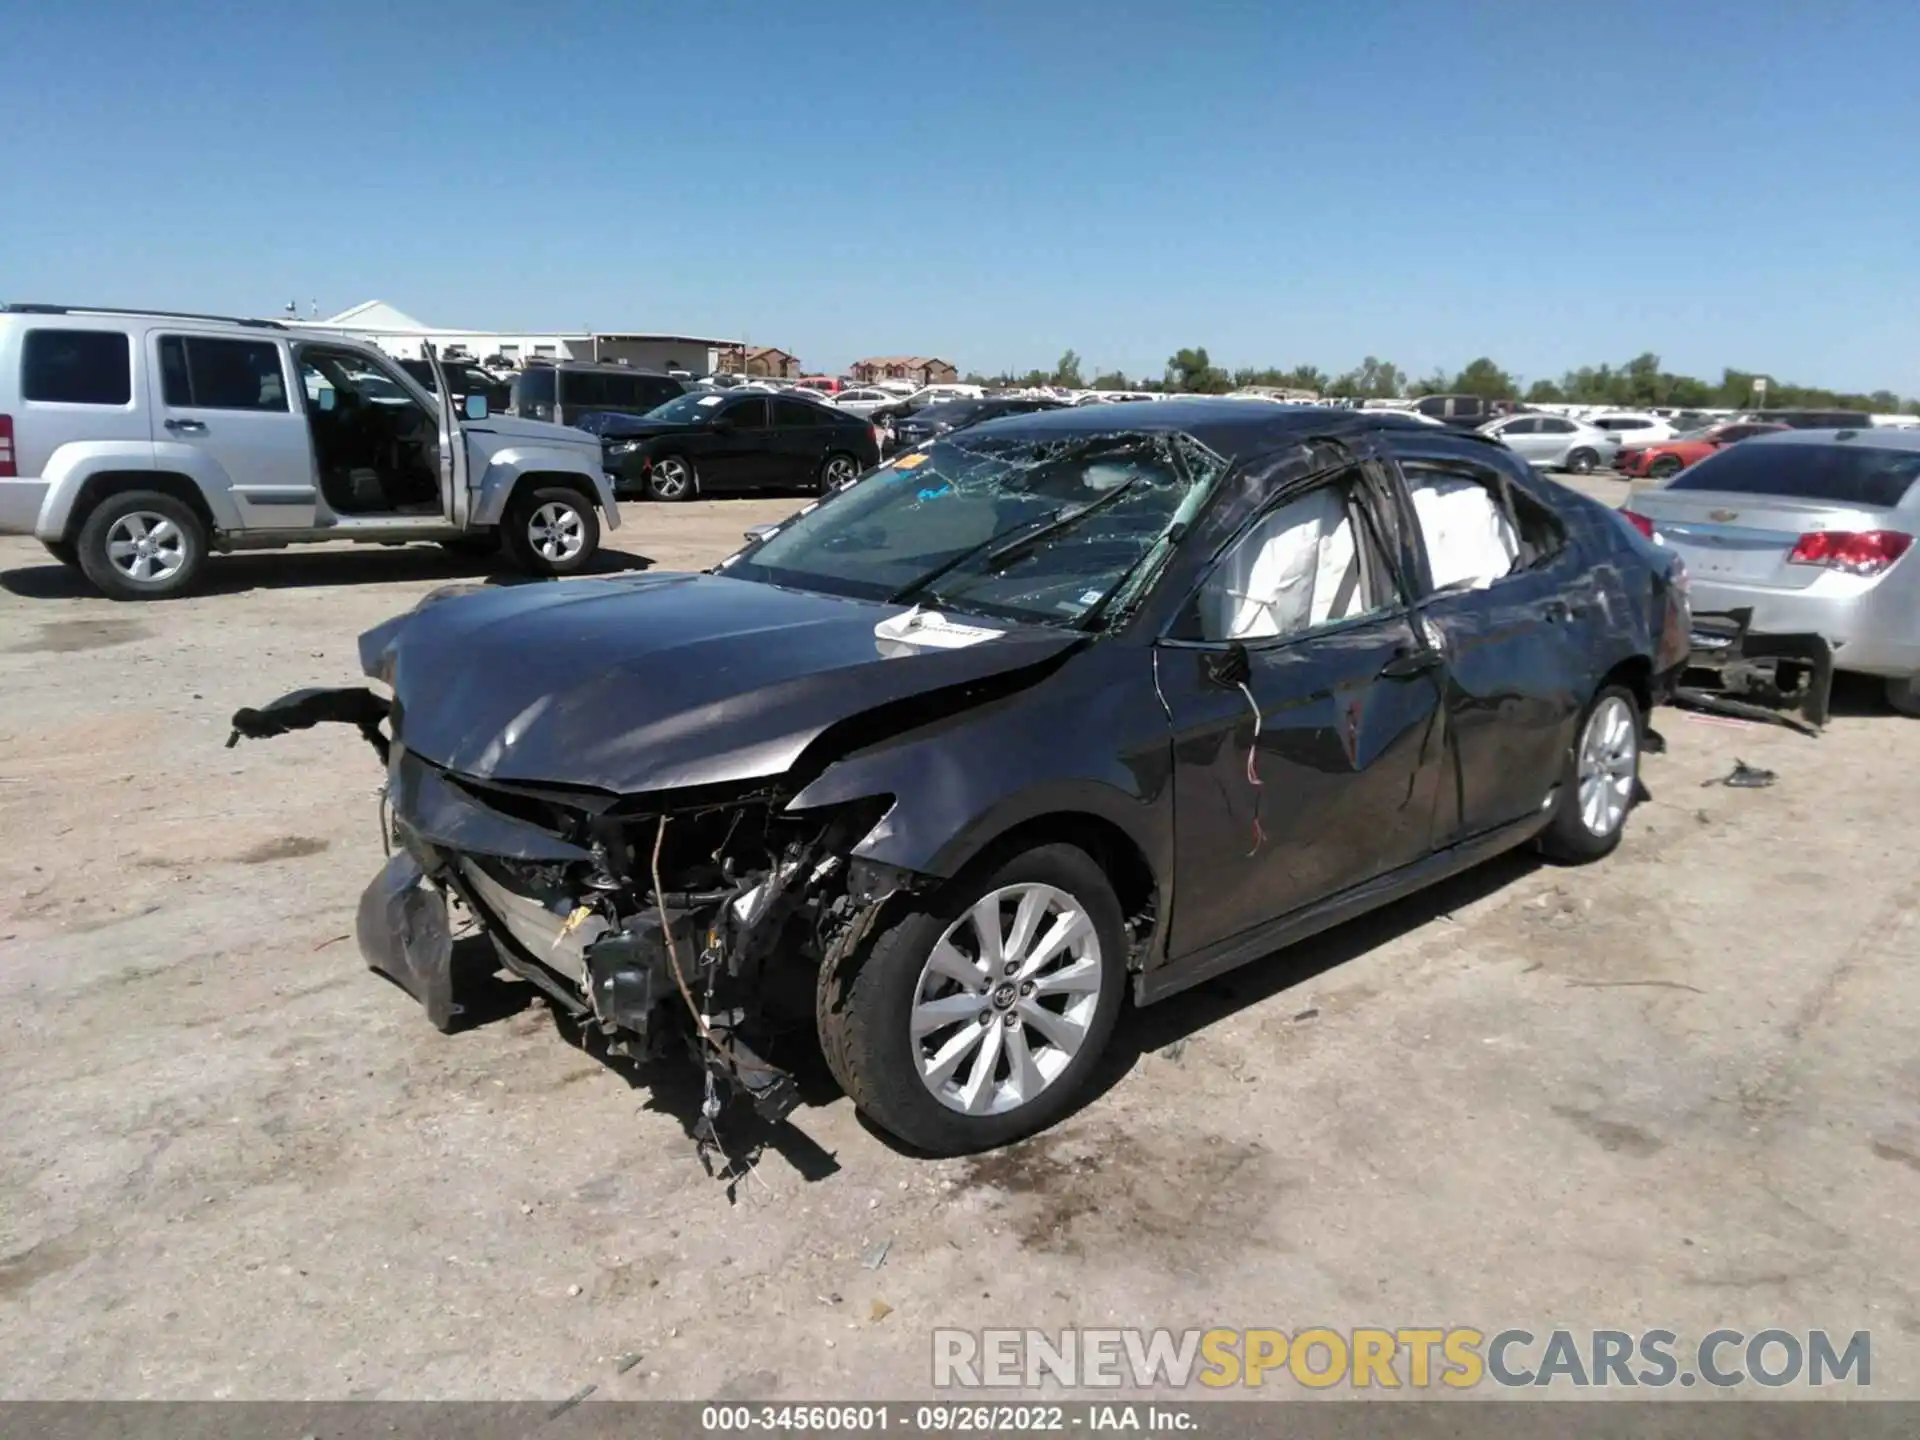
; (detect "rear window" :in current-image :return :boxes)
[158,336,288,411]
[22,329,132,405]
[1669,442,1920,509]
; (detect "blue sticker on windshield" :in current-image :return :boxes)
[916,482,952,500]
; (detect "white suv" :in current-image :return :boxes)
[0,304,621,599]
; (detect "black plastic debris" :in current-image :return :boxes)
[1702,759,1777,789]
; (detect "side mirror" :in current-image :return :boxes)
[464,394,489,420]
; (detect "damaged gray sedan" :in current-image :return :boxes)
[233,402,1690,1156]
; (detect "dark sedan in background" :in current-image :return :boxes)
[885,395,1068,456]
[588,391,883,500]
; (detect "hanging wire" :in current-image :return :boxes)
[1237,680,1266,855]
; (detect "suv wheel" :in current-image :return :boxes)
[504,486,599,577]
[817,842,1127,1155]
[77,491,208,601]
[1538,685,1641,863]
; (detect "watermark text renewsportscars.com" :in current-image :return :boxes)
[932,1327,1871,1390]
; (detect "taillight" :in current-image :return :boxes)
[0,415,14,477]
[871,424,883,451]
[1787,529,1913,576]
[1621,508,1655,539]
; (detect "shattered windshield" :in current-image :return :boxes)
[645,392,727,424]
[722,429,1223,627]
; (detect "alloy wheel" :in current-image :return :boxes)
[910,883,1104,1116]
[527,502,585,562]
[1576,695,1638,837]
[651,458,692,499]
[105,512,188,584]
[823,455,858,490]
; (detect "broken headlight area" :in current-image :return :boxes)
[372,750,897,1131]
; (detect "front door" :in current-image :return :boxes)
[1396,456,1594,843]
[1157,465,1446,962]
[769,396,832,488]
[704,396,773,489]
[421,343,470,528]
[149,332,315,530]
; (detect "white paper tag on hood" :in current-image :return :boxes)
[874,606,1004,650]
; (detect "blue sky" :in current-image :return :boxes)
[4,1,1916,394]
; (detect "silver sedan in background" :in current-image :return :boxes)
[1623,429,1920,714]
[1480,413,1622,474]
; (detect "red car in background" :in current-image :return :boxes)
[1615,421,1787,480]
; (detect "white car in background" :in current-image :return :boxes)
[903,383,985,407]
[831,387,903,419]
[1479,413,1622,474]
[1588,412,1676,447]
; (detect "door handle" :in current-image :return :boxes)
[1379,646,1443,680]
[164,418,207,434]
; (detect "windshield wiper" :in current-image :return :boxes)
[1075,521,1188,632]
[886,508,1066,607]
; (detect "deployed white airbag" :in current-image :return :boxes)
[1407,474,1518,590]
[1209,487,1368,640]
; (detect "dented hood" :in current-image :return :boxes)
[359,572,1081,794]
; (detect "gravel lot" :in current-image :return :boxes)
[3,476,1917,1400]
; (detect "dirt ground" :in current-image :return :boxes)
[2,480,1917,1401]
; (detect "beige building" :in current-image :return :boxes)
[850,355,959,386]
[716,345,802,378]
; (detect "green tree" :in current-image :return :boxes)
[1450,357,1517,400]
[1166,346,1230,393]
[1406,368,1451,398]
[1524,378,1565,403]
[1091,370,1132,390]
[1052,350,1085,388]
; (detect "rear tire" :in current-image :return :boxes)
[503,486,598,577]
[1565,448,1598,475]
[1538,685,1641,863]
[1886,676,1920,717]
[817,842,1127,1156]
[819,451,861,494]
[76,491,208,601]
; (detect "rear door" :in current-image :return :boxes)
[1157,460,1445,960]
[150,331,315,529]
[1392,449,1595,844]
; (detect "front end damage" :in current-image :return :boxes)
[232,690,903,1134]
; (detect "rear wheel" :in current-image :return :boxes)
[76,491,208,601]
[1538,685,1641,863]
[1565,448,1598,475]
[503,486,598,577]
[1886,676,1920,717]
[819,451,861,493]
[817,842,1127,1155]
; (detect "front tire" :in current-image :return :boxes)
[1538,684,1641,863]
[503,486,599,577]
[646,454,696,502]
[817,842,1127,1155]
[1649,456,1683,480]
[76,491,208,601]
[1565,448,1598,475]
